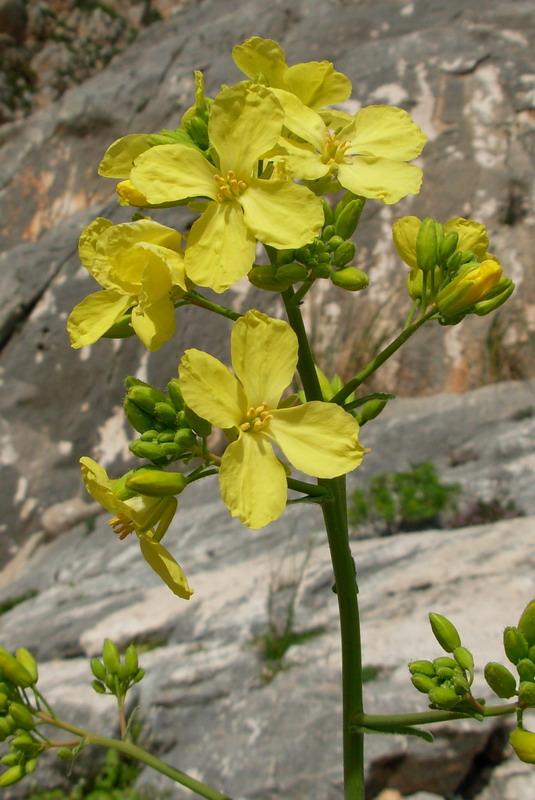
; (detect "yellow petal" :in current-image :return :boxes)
[67,290,131,348]
[131,295,175,351]
[219,433,287,529]
[444,217,489,260]
[337,158,423,204]
[184,202,256,293]
[131,144,218,204]
[80,457,119,513]
[79,217,113,275]
[392,216,421,270]
[179,349,247,429]
[98,134,153,179]
[284,60,352,109]
[344,105,426,160]
[136,243,187,291]
[269,402,366,478]
[138,536,193,599]
[209,83,284,178]
[231,310,297,410]
[240,179,323,248]
[269,88,327,149]
[276,137,329,181]
[232,37,287,87]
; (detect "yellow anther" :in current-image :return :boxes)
[214,170,248,204]
[252,419,263,431]
[109,515,135,540]
[247,407,256,418]
[214,175,227,186]
[239,422,251,431]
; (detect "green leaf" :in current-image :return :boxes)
[352,724,434,742]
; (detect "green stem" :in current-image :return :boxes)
[287,477,332,499]
[331,308,436,406]
[355,703,517,730]
[290,275,317,306]
[185,291,242,322]
[281,288,365,799]
[36,713,234,800]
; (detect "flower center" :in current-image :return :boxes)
[239,402,273,433]
[214,170,248,203]
[109,514,135,540]
[322,132,351,165]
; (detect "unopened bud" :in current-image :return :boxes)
[484,661,517,698]
[134,668,145,683]
[92,680,106,694]
[333,241,356,268]
[433,657,458,670]
[331,267,368,292]
[187,115,209,149]
[0,764,25,787]
[0,754,18,767]
[0,648,34,688]
[416,217,439,272]
[15,649,38,684]
[124,399,157,434]
[406,269,423,301]
[439,231,459,263]
[411,674,436,693]
[8,703,35,730]
[408,660,436,677]
[518,600,535,647]
[102,639,121,674]
[57,747,75,760]
[184,406,212,437]
[429,613,461,652]
[167,379,184,411]
[517,659,535,683]
[473,277,515,316]
[428,686,461,709]
[124,645,139,677]
[154,402,178,428]
[510,727,535,764]
[0,717,13,741]
[356,399,388,426]
[436,666,455,680]
[453,646,474,675]
[10,734,41,756]
[90,658,107,682]
[321,224,335,242]
[452,674,470,695]
[174,429,198,451]
[276,262,308,284]
[126,469,187,497]
[519,681,535,705]
[320,198,334,228]
[326,234,344,252]
[504,626,529,665]
[334,197,365,239]
[127,385,169,415]
[129,440,165,461]
[311,262,332,279]
[248,265,290,292]
[275,248,296,266]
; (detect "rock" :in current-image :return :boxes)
[0,0,27,43]
[41,496,100,540]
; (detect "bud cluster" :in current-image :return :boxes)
[125,376,210,469]
[248,192,369,293]
[408,613,477,712]
[91,639,144,700]
[484,600,535,705]
[0,646,42,787]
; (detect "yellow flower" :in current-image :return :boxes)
[129,83,324,293]
[232,36,352,110]
[276,102,426,203]
[436,259,503,316]
[80,457,192,599]
[178,310,367,529]
[392,216,490,270]
[67,217,187,351]
[510,728,535,764]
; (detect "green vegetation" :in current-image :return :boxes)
[349,462,461,535]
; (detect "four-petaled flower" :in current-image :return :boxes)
[80,457,192,599]
[129,83,324,293]
[68,217,187,351]
[179,310,367,529]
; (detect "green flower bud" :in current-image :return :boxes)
[453,646,474,674]
[317,252,331,264]
[333,241,356,268]
[276,262,309,284]
[0,717,13,741]
[139,429,159,441]
[8,703,35,731]
[10,734,41,756]
[102,314,134,340]
[439,231,459,263]
[517,659,535,683]
[331,267,369,292]
[90,658,107,682]
[311,262,332,279]
[452,674,470,695]
[484,661,517,698]
[102,639,121,675]
[428,686,462,709]
[411,674,436,693]
[0,693,7,711]
[134,668,145,683]
[118,663,131,681]
[0,648,34,688]
[406,269,423,301]
[127,385,169,415]
[326,234,345,252]
[294,245,312,263]
[91,680,106,694]
[436,666,455,680]
[127,469,188,496]
[519,681,535,705]
[320,198,334,227]
[473,278,515,316]
[15,649,38,685]
[159,442,182,458]
[167,379,184,411]
[186,115,210,149]
[174,429,198,451]
[321,224,335,242]
[518,600,535,647]
[416,217,439,272]
[57,747,74,760]
[408,659,436,677]
[429,613,461,652]
[104,674,117,692]
[248,264,290,292]
[334,197,365,239]
[129,440,166,461]
[528,645,535,663]
[504,626,529,665]
[0,764,25,787]
[154,402,178,428]
[157,432,176,443]
[356,399,388,426]
[510,727,535,764]
[313,239,327,255]
[124,645,138,677]
[184,406,212,437]
[0,754,19,767]
[275,248,296,266]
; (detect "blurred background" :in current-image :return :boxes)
[1,1,535,798]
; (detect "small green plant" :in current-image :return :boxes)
[451,498,524,528]
[349,462,461,535]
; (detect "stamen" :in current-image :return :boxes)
[214,170,248,204]
[109,515,135,540]
[239,422,251,431]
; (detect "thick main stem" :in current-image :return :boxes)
[282,287,365,800]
